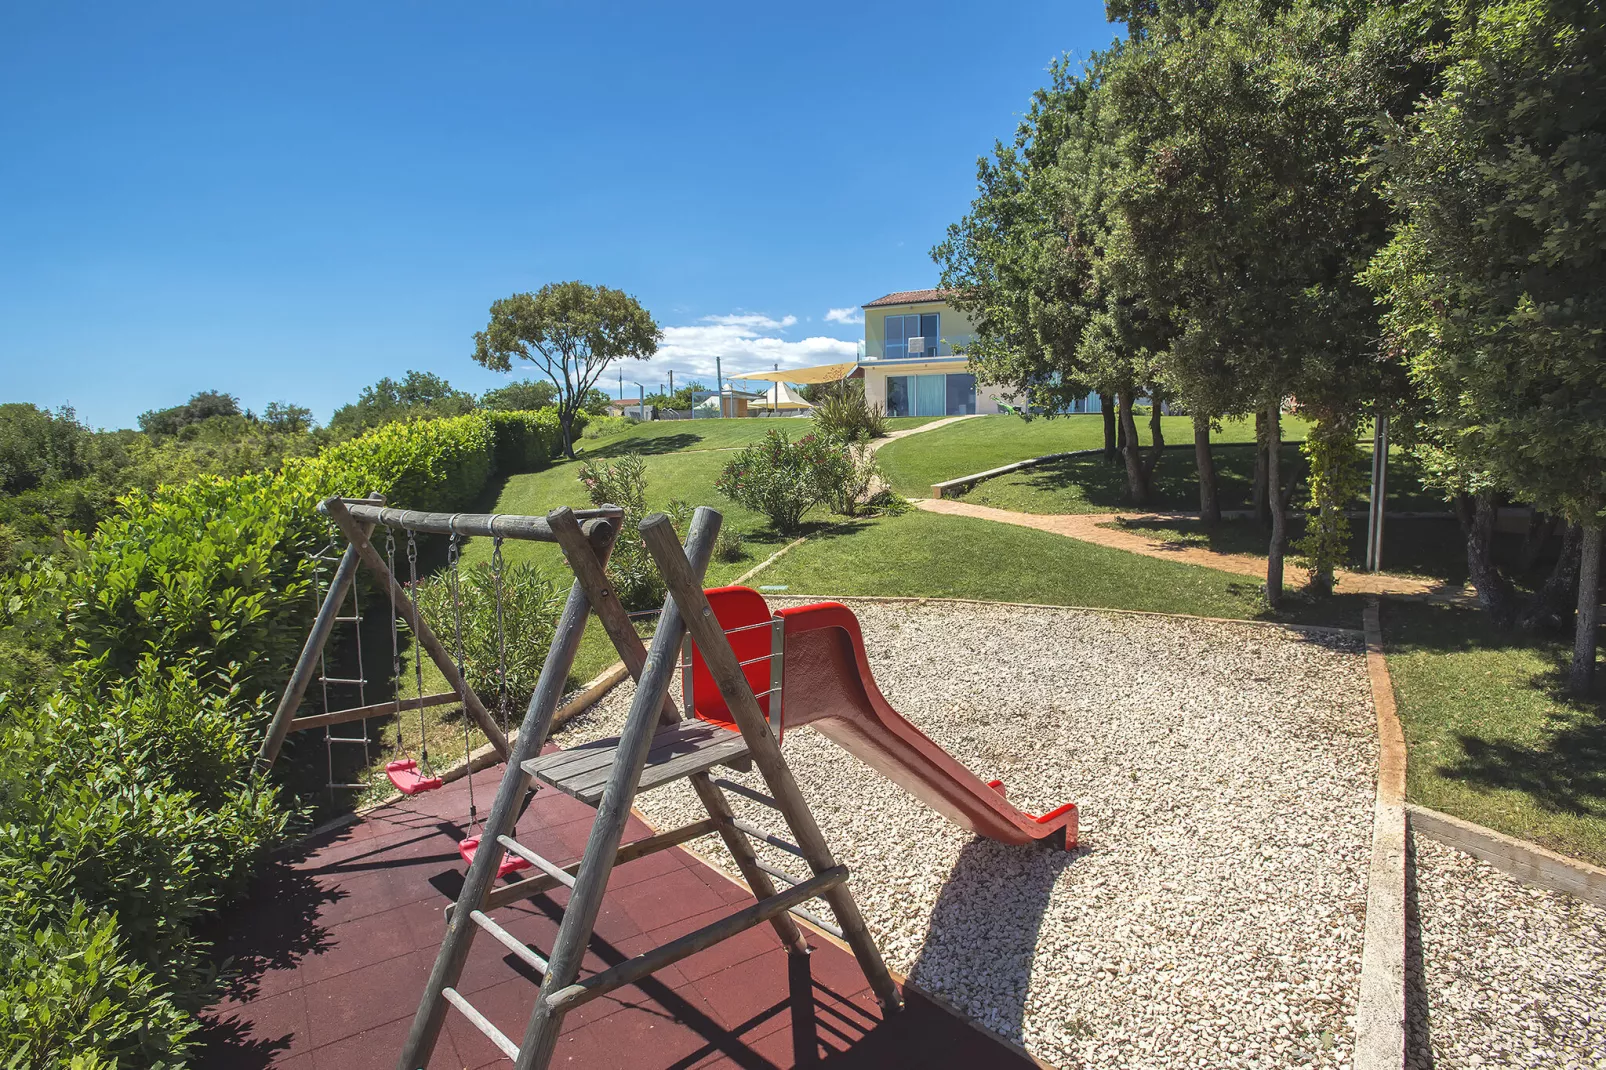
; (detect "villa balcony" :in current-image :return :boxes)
[857,333,977,363]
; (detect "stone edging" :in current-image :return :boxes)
[1355,598,1408,1070]
[1406,804,1606,909]
[930,447,1105,498]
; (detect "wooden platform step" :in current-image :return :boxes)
[524,720,751,805]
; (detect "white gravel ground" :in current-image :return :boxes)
[1407,835,1606,1070]
[553,601,1378,1068]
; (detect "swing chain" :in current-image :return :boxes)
[490,534,510,737]
[446,521,479,827]
[405,528,431,772]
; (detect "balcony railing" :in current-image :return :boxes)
[858,334,976,362]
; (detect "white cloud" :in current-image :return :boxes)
[824,307,864,326]
[626,313,857,386]
[701,313,797,330]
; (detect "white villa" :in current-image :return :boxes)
[854,289,1102,417]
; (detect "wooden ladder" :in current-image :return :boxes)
[398,505,899,1070]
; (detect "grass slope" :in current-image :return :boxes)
[1383,600,1606,866]
[877,412,1307,497]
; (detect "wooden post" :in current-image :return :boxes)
[640,512,902,1013]
[322,496,511,762]
[513,508,724,1070]
[256,493,380,771]
[398,515,621,1070]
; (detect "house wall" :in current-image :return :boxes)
[862,300,978,361]
[861,360,1015,416]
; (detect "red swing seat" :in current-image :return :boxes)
[458,835,533,878]
[386,759,444,795]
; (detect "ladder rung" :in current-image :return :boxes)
[544,866,848,1014]
[327,782,370,789]
[325,735,370,744]
[470,910,548,974]
[441,987,519,1061]
[756,860,802,887]
[730,817,803,858]
[318,677,368,686]
[497,837,577,889]
[335,615,362,622]
[790,905,845,940]
[711,777,778,809]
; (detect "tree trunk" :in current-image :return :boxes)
[1571,522,1601,697]
[1143,395,1165,479]
[1117,389,1149,506]
[1515,511,1558,574]
[1193,414,1220,526]
[1265,400,1285,609]
[1252,411,1271,529]
[559,408,577,459]
[1455,490,1517,627]
[1101,395,1118,463]
[1518,523,1582,633]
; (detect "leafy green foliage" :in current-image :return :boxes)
[1294,413,1368,593]
[577,452,663,610]
[415,560,562,715]
[326,370,477,440]
[137,390,243,437]
[810,381,888,443]
[0,661,288,1066]
[715,430,842,534]
[472,282,661,458]
[480,379,557,412]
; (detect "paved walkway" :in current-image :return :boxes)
[869,414,983,453]
[196,763,1035,1070]
[917,498,1472,601]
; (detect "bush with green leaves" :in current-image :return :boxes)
[414,559,563,715]
[715,430,842,534]
[0,660,287,1066]
[577,452,663,610]
[810,381,888,443]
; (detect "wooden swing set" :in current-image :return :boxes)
[259,494,898,1070]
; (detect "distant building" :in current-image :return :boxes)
[855,289,1101,417]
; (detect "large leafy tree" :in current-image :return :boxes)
[1102,0,1413,605]
[935,55,1174,505]
[472,282,661,458]
[1366,0,1606,693]
[327,370,476,439]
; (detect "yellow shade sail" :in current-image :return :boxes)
[726,361,857,385]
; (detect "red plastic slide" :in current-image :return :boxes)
[690,587,1077,850]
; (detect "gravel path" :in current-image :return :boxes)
[1408,835,1606,1069]
[553,601,1377,1068]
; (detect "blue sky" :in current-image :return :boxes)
[1,2,1116,429]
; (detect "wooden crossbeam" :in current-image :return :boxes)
[287,691,459,733]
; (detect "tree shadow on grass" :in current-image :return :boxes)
[585,431,703,458]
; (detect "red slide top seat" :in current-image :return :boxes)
[688,585,783,740]
[385,759,443,795]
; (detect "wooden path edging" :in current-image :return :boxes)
[930,448,1104,498]
[1355,599,1408,1070]
[734,534,810,585]
[1406,804,1606,909]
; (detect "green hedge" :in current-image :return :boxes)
[0,407,573,1066]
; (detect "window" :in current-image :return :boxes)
[883,312,939,359]
[886,372,973,417]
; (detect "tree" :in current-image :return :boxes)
[481,379,558,412]
[261,402,316,434]
[472,282,661,458]
[1101,1,1411,605]
[137,390,242,437]
[1365,0,1606,693]
[327,370,476,438]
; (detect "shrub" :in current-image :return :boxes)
[0,661,287,1065]
[823,441,884,518]
[811,381,888,443]
[581,415,635,440]
[715,527,747,563]
[414,559,562,715]
[577,452,663,610]
[715,429,840,534]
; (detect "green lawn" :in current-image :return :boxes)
[1382,600,1606,866]
[960,441,1441,516]
[877,412,1308,497]
[580,414,937,455]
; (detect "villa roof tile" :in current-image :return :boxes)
[863,288,953,309]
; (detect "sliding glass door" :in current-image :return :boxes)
[885,372,977,417]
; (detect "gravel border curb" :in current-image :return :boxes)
[1406,804,1606,909]
[1356,599,1408,1070]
